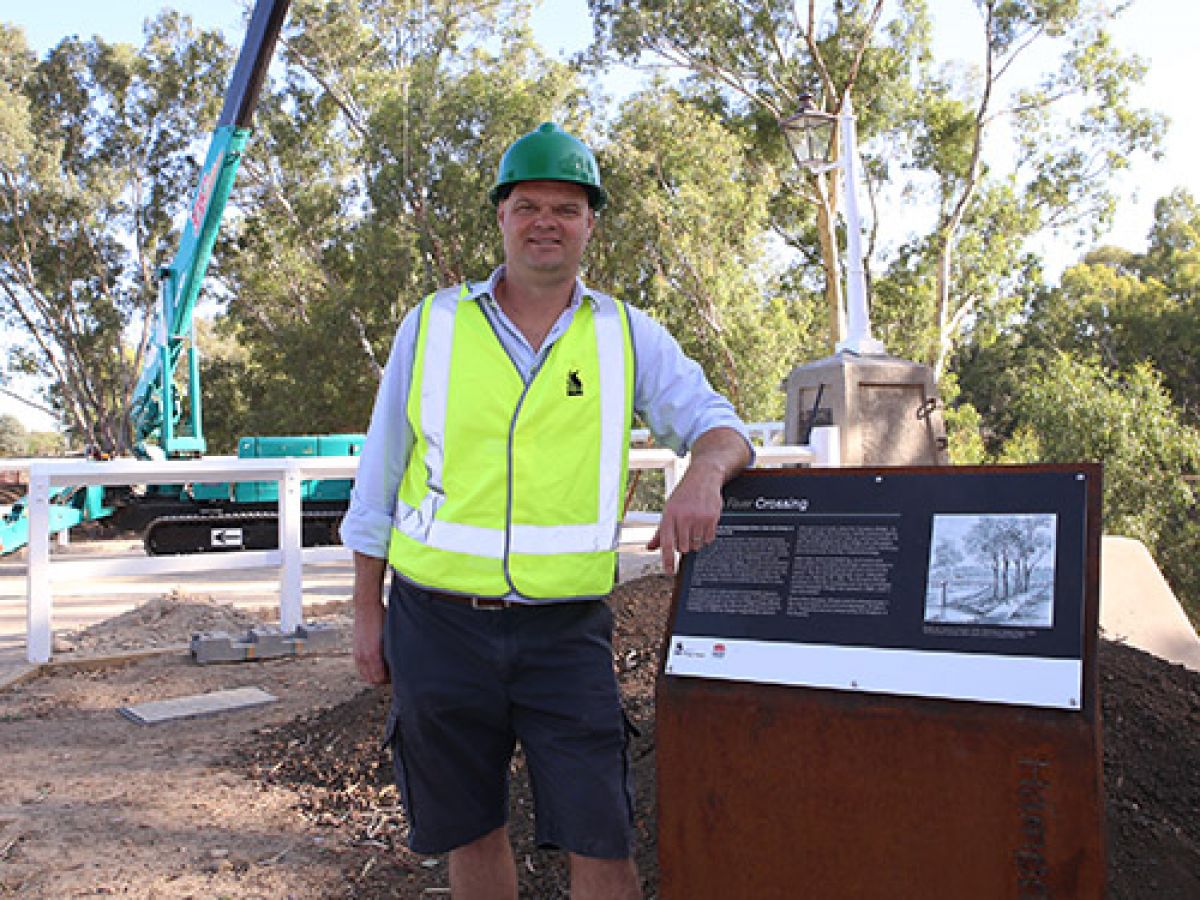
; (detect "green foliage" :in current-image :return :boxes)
[589,1,932,354]
[0,414,26,456]
[208,0,584,436]
[953,188,1200,621]
[588,2,1164,380]
[3,0,1184,536]
[207,2,815,432]
[0,17,231,453]
[963,189,1200,442]
[1011,24,1164,241]
[998,352,1200,621]
[1139,191,1200,414]
[7,2,822,445]
[191,318,251,454]
[936,374,986,464]
[25,430,66,456]
[589,88,822,421]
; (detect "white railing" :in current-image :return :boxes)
[13,425,838,664]
[18,455,356,664]
[620,426,838,543]
[631,420,786,447]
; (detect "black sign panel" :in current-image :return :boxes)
[666,466,1096,709]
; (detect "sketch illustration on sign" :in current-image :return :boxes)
[924,514,1057,628]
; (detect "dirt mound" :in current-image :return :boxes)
[236,575,669,896]
[56,590,263,655]
[52,592,355,657]
[235,575,1200,898]
[1101,640,1200,898]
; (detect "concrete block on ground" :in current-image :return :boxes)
[1101,535,1200,672]
[245,624,291,656]
[295,622,340,651]
[120,686,277,724]
[191,623,344,663]
[191,630,256,664]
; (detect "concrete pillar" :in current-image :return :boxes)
[782,352,949,466]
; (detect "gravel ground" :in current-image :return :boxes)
[1,577,1197,897]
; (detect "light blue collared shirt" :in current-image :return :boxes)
[339,266,751,560]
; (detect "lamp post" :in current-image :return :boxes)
[779,94,949,466]
[781,94,885,356]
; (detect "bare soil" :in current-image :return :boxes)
[1,577,1197,898]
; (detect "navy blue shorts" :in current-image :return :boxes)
[383,577,635,858]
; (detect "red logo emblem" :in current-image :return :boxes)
[190,163,219,233]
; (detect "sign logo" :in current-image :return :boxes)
[566,369,583,396]
[712,643,726,659]
[671,640,708,660]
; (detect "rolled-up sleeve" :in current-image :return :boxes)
[626,304,752,456]
[338,311,421,559]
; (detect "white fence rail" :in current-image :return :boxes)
[13,425,838,664]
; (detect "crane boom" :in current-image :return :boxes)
[130,0,292,457]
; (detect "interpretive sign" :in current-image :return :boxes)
[666,466,1091,709]
[655,465,1106,900]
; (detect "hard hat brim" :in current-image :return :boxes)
[489,179,608,210]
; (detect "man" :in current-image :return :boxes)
[341,122,751,899]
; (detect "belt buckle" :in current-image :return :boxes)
[470,596,506,610]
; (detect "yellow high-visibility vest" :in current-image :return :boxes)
[387,284,634,599]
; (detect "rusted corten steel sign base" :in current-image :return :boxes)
[656,465,1105,898]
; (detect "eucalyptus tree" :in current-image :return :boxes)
[588,88,823,421]
[958,188,1200,445]
[914,0,1163,377]
[0,413,25,456]
[1001,352,1200,620]
[587,1,1164,377]
[0,17,231,452]
[213,0,803,434]
[589,0,911,354]
[209,0,589,438]
[1135,190,1200,416]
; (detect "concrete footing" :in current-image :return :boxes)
[190,622,342,664]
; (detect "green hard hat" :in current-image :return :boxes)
[488,122,608,210]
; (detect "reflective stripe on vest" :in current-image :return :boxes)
[388,284,633,598]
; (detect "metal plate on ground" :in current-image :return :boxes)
[119,686,277,725]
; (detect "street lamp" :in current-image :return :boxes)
[781,94,885,356]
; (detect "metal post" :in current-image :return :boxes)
[26,468,52,663]
[835,96,885,356]
[809,425,841,468]
[278,463,303,632]
[159,341,174,449]
[665,455,690,497]
[187,320,204,448]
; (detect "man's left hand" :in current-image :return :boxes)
[647,427,751,575]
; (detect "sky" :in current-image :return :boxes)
[1,0,1197,431]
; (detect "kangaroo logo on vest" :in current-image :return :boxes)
[566,369,584,397]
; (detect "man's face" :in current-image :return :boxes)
[497,181,595,281]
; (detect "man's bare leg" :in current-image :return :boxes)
[569,853,642,900]
[448,826,517,900]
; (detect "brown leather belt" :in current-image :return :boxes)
[426,590,518,610]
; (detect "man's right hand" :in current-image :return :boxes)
[351,552,390,685]
[353,599,389,685]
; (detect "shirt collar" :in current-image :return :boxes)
[474,266,597,309]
